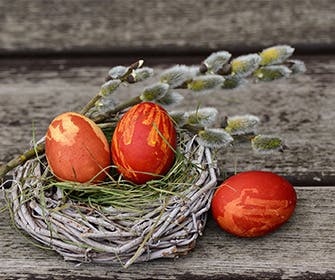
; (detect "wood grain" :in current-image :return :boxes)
[0,0,334,54]
[0,56,334,185]
[0,55,334,279]
[0,187,334,279]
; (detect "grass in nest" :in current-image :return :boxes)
[15,122,201,214]
[47,147,199,214]
[13,131,201,219]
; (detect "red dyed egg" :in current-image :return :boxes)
[45,112,110,183]
[211,171,297,237]
[112,102,176,184]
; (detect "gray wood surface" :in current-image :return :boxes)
[0,187,334,279]
[0,0,334,54]
[0,55,334,279]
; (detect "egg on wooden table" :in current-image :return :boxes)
[112,102,177,184]
[45,112,111,183]
[211,171,297,237]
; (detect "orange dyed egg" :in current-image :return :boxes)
[211,171,297,237]
[45,112,110,183]
[112,102,176,184]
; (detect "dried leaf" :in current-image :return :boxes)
[197,128,233,148]
[260,45,295,66]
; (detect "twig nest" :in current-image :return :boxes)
[45,112,110,183]
[112,102,177,184]
[11,134,218,267]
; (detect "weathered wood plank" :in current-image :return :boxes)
[0,0,334,54]
[0,56,334,185]
[0,187,334,279]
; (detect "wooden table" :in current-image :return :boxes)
[1,1,334,279]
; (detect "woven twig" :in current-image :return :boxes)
[9,135,218,267]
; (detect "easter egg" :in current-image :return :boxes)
[211,171,297,237]
[112,102,176,184]
[45,112,110,183]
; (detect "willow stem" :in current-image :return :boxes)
[97,122,117,129]
[0,143,45,179]
[105,60,144,82]
[81,60,144,116]
[93,96,142,123]
[80,93,102,115]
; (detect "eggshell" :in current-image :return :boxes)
[45,112,110,183]
[211,171,297,237]
[112,102,176,184]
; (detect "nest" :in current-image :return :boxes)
[8,133,218,267]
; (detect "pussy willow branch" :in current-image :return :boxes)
[92,96,142,124]
[0,61,143,180]
[81,60,144,116]
[0,51,299,180]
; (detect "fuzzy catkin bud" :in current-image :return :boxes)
[203,51,232,73]
[108,66,129,79]
[100,79,121,97]
[225,115,260,135]
[260,45,295,66]
[254,65,291,81]
[169,111,187,126]
[160,65,195,88]
[251,135,283,153]
[197,128,233,148]
[231,54,262,77]
[156,91,184,107]
[187,75,224,94]
[133,67,154,82]
[185,107,218,128]
[221,75,245,89]
[287,60,307,74]
[140,83,170,102]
